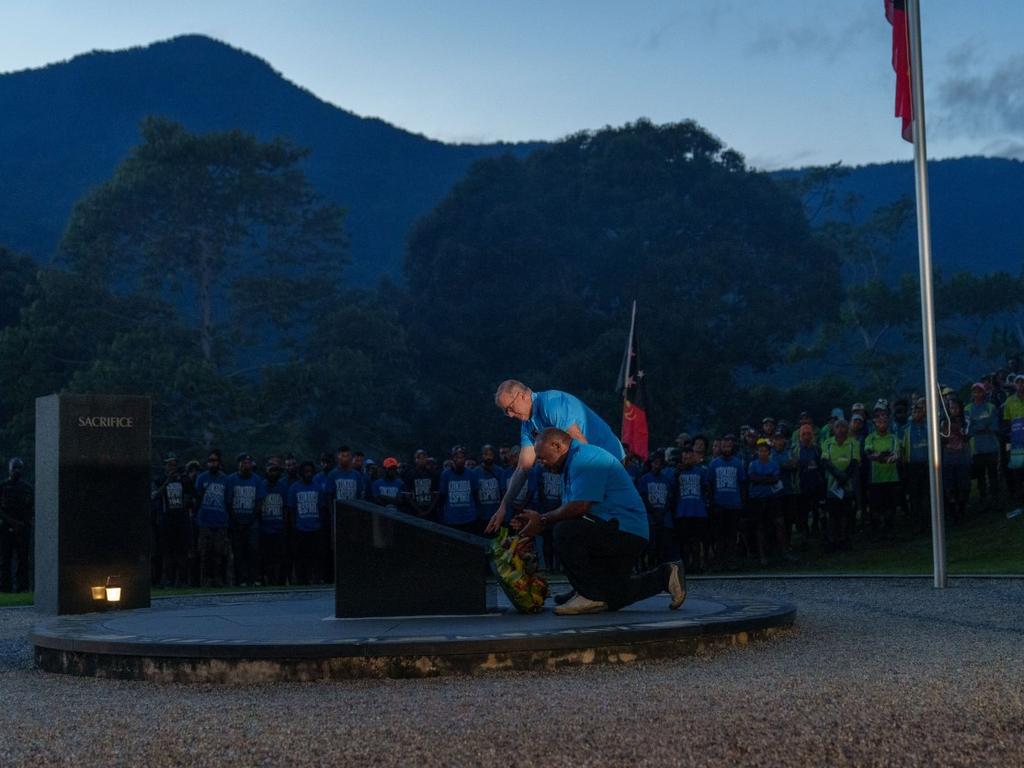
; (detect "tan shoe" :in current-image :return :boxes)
[553,594,608,615]
[667,562,687,610]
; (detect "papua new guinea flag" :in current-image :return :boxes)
[616,301,649,458]
[885,0,913,142]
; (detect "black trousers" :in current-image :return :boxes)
[905,463,930,528]
[0,525,31,592]
[972,452,998,498]
[554,518,669,611]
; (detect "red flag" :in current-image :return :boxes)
[886,0,913,142]
[616,301,649,458]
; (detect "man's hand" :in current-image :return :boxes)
[511,509,543,538]
[484,502,507,534]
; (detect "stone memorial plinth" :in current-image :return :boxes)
[335,501,493,618]
[35,394,152,614]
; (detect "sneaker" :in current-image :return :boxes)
[667,563,687,610]
[553,594,608,615]
[553,589,576,606]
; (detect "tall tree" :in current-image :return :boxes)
[403,120,842,446]
[60,117,348,364]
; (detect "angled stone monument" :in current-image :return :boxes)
[335,500,494,617]
[35,394,152,615]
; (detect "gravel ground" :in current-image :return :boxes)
[1,579,1022,767]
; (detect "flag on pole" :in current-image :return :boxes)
[885,0,914,142]
[617,300,649,458]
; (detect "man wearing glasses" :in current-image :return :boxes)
[486,380,623,536]
[194,449,230,588]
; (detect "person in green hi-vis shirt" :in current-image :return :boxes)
[864,408,901,540]
[1001,375,1024,507]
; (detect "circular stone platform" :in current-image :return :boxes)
[31,590,795,682]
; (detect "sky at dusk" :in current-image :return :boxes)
[2,0,1022,169]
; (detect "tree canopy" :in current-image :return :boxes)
[403,120,842,445]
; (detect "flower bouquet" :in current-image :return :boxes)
[489,527,548,613]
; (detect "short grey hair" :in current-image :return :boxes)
[494,379,528,405]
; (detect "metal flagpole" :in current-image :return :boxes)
[906,0,947,588]
[623,299,637,401]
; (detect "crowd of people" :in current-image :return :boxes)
[139,373,1024,591]
[1,371,1021,595]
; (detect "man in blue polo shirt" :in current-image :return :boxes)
[194,449,230,588]
[486,380,624,534]
[512,428,686,615]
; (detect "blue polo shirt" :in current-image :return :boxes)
[521,390,624,460]
[562,441,648,541]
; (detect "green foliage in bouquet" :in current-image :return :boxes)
[489,528,549,614]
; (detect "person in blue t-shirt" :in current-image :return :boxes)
[435,445,479,534]
[707,434,746,570]
[511,428,686,616]
[637,451,675,568]
[194,449,231,588]
[487,380,624,535]
[327,446,367,505]
[404,449,438,519]
[287,461,326,585]
[325,446,366,579]
[535,459,565,571]
[371,458,405,506]
[226,452,267,587]
[475,445,506,527]
[747,438,791,565]
[260,456,290,586]
[674,443,709,574]
[771,430,801,556]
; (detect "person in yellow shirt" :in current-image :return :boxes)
[1002,375,1024,506]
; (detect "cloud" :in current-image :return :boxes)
[747,148,818,171]
[743,6,876,63]
[938,54,1024,136]
[642,2,734,51]
[980,137,1024,160]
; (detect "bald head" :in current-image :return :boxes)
[535,427,572,470]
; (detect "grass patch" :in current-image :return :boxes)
[749,505,1024,575]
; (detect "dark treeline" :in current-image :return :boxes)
[0,118,1021,469]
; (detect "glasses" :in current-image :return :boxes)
[502,390,524,416]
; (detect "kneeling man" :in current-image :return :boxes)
[512,428,687,615]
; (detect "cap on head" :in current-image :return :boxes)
[8,457,24,473]
[163,452,177,464]
[873,398,889,413]
[236,452,253,464]
[830,408,844,420]
[382,457,399,469]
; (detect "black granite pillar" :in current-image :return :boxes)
[34,394,152,614]
[335,501,494,618]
